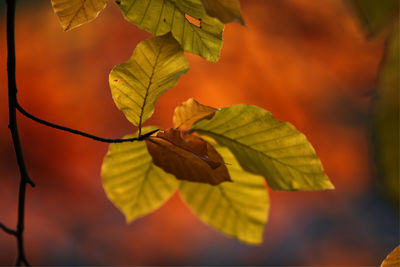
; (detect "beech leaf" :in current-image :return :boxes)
[145,129,231,185]
[180,142,269,244]
[200,0,245,25]
[173,98,217,129]
[381,245,400,267]
[51,0,108,31]
[192,104,334,191]
[116,0,224,62]
[102,127,178,222]
[109,33,189,128]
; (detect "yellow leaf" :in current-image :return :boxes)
[192,104,334,191]
[146,129,231,185]
[101,127,178,222]
[179,143,269,244]
[116,0,224,62]
[109,33,189,129]
[381,245,400,267]
[173,98,217,129]
[200,0,245,25]
[51,0,108,31]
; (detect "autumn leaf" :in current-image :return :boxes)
[109,33,189,129]
[173,98,217,129]
[192,104,334,191]
[381,245,400,267]
[51,0,108,31]
[101,127,178,222]
[180,142,269,244]
[200,0,245,25]
[145,129,231,185]
[116,0,224,62]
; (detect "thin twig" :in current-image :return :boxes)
[6,0,32,265]
[16,104,159,143]
[0,222,17,236]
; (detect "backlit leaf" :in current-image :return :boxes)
[109,33,189,129]
[381,245,400,267]
[173,98,217,128]
[51,0,108,31]
[192,104,334,191]
[116,0,224,62]
[146,129,231,185]
[102,127,178,222]
[180,143,269,244]
[349,0,399,35]
[200,0,245,25]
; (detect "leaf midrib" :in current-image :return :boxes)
[194,129,321,176]
[137,40,165,133]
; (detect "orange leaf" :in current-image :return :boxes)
[381,245,400,267]
[145,129,231,185]
[173,98,217,129]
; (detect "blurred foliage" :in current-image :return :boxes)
[349,0,399,210]
[350,0,399,36]
[200,0,245,25]
[372,24,399,209]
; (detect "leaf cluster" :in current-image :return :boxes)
[51,0,333,244]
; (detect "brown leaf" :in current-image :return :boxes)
[145,129,231,185]
[173,98,218,129]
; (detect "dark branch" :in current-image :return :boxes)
[16,104,158,143]
[6,0,32,265]
[0,223,17,236]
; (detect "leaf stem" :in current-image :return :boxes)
[16,104,158,143]
[6,0,33,265]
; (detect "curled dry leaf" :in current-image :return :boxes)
[173,98,218,129]
[145,129,231,185]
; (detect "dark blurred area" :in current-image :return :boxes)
[0,0,398,265]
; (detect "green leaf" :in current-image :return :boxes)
[179,143,269,244]
[192,105,334,191]
[101,127,178,222]
[200,0,245,25]
[109,33,189,128]
[116,0,224,62]
[349,0,399,35]
[51,0,108,31]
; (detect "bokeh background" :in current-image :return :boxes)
[0,0,399,265]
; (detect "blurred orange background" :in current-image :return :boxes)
[0,0,398,265]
